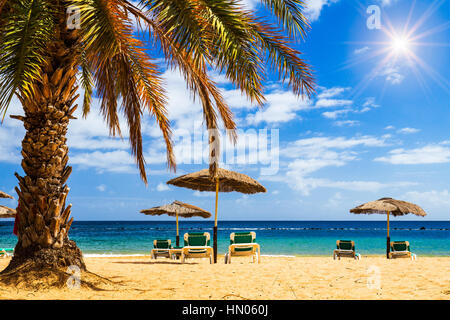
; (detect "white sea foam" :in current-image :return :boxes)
[261,254,295,258]
[83,253,148,258]
[82,253,297,258]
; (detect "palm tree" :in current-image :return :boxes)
[0,0,314,279]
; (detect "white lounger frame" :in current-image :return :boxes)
[224,232,261,264]
[151,239,171,259]
[181,233,213,264]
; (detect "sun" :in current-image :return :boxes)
[391,36,410,54]
[340,1,450,97]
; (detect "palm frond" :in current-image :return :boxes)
[80,50,93,118]
[250,18,314,97]
[0,0,54,118]
[259,0,310,38]
[140,0,266,106]
[198,0,266,106]
[125,1,236,138]
[75,0,173,183]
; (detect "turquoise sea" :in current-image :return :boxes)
[0,221,449,256]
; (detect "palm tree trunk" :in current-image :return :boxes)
[1,12,85,275]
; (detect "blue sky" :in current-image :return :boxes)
[1,0,449,221]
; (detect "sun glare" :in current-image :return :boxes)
[340,1,450,97]
[391,36,410,53]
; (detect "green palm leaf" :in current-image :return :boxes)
[0,0,54,119]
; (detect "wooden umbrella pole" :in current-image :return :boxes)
[176,211,179,247]
[213,177,219,263]
[386,211,390,259]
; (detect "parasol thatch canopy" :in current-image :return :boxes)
[350,197,427,217]
[166,168,266,194]
[167,168,266,263]
[350,197,426,258]
[0,205,16,218]
[0,191,13,199]
[140,201,211,218]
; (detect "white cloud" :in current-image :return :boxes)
[246,91,311,124]
[401,189,450,209]
[283,175,415,196]
[97,184,107,192]
[276,135,392,194]
[315,98,353,108]
[375,143,450,165]
[362,97,379,109]
[322,109,352,119]
[304,0,339,22]
[379,65,404,85]
[334,120,360,127]
[321,97,378,120]
[354,46,370,55]
[317,86,350,99]
[0,97,26,164]
[71,150,136,173]
[239,0,259,10]
[397,127,420,134]
[243,0,340,23]
[377,0,399,7]
[193,190,215,197]
[385,125,395,130]
[246,85,360,125]
[0,125,22,163]
[284,136,387,156]
[222,89,255,110]
[156,183,170,192]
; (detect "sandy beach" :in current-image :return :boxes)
[0,255,448,300]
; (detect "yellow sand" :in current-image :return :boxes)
[0,255,449,300]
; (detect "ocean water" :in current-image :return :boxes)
[0,221,448,256]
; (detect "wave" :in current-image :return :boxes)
[82,253,296,258]
[72,226,450,232]
[260,254,295,258]
[83,253,147,258]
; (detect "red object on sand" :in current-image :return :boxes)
[13,203,20,236]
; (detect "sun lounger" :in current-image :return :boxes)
[181,232,213,264]
[224,231,260,264]
[0,248,14,258]
[333,240,361,260]
[389,241,417,260]
[151,239,172,259]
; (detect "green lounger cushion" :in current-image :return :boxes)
[231,232,255,252]
[184,233,210,253]
[188,236,207,246]
[185,233,209,246]
[154,240,171,249]
[391,241,410,252]
[337,240,354,251]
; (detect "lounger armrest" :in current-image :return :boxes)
[152,248,170,252]
[182,246,213,253]
[230,242,259,247]
[229,243,260,253]
[183,246,212,249]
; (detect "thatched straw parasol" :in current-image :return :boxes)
[140,201,211,247]
[350,197,426,258]
[167,168,266,263]
[0,191,13,199]
[0,205,16,218]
